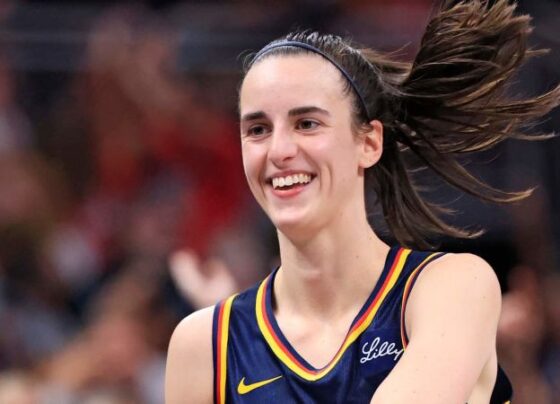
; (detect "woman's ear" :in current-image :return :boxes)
[358,119,383,169]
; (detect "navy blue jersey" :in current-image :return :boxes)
[212,246,513,403]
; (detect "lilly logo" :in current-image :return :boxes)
[360,336,404,364]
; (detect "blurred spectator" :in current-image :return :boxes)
[0,53,32,154]
[497,265,554,404]
[0,152,77,368]
[83,7,248,256]
[0,371,38,404]
[34,262,172,404]
[542,273,560,401]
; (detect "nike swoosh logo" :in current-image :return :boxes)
[237,375,282,394]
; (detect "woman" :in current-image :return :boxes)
[165,0,560,403]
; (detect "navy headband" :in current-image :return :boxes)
[252,40,371,121]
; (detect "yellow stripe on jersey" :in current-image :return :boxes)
[256,248,410,381]
[217,294,237,404]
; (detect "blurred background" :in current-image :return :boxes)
[0,0,558,403]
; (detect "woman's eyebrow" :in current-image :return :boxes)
[288,106,330,117]
[240,111,267,123]
[240,106,330,123]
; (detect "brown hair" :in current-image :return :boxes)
[243,0,560,249]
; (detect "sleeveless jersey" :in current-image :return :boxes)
[212,246,513,403]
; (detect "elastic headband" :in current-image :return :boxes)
[252,40,371,121]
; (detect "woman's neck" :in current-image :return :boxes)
[274,215,390,321]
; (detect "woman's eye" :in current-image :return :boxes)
[246,125,269,137]
[297,120,319,130]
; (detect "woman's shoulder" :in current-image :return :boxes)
[170,305,216,347]
[402,248,501,298]
[166,306,215,404]
[168,276,267,345]
[407,251,502,331]
[165,280,264,403]
[421,252,500,294]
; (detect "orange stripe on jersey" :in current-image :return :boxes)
[258,280,308,372]
[255,247,410,381]
[400,253,443,348]
[215,294,236,404]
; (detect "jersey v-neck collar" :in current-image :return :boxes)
[254,246,411,381]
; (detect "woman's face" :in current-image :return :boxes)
[239,54,380,237]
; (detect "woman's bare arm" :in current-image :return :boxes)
[166,306,215,404]
[371,253,502,403]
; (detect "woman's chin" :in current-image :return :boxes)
[271,215,307,231]
[270,210,323,241]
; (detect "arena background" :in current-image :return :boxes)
[0,0,558,402]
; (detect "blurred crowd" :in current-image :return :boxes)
[0,0,558,403]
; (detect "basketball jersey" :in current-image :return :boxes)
[212,246,513,403]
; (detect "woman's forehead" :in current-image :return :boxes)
[239,54,349,114]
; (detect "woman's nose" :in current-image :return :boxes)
[268,129,298,165]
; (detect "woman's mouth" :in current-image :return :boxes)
[266,172,316,196]
[271,173,312,190]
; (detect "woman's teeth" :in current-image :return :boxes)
[272,174,312,189]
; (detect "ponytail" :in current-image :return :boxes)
[365,0,560,249]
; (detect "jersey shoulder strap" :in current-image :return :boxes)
[212,294,237,404]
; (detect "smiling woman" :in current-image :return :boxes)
[165,1,560,403]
